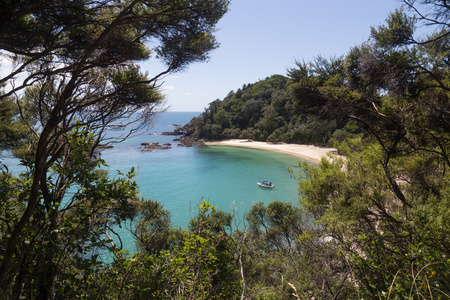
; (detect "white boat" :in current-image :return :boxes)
[257,180,274,188]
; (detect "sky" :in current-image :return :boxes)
[144,0,403,112]
[0,0,404,112]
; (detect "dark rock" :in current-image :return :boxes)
[176,135,205,147]
[140,142,171,152]
[161,125,186,136]
[161,129,184,136]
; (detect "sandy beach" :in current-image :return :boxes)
[205,139,337,163]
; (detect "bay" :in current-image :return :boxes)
[102,112,305,229]
[1,112,308,256]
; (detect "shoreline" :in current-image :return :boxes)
[204,139,337,163]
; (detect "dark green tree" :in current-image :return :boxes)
[94,200,239,299]
[236,200,355,299]
[135,199,184,254]
[294,1,450,298]
[0,0,229,297]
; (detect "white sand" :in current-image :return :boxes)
[205,139,337,163]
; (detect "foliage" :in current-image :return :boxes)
[291,1,450,298]
[0,127,142,299]
[179,1,450,298]
[79,200,240,299]
[184,60,358,146]
[0,89,28,149]
[0,0,229,298]
[2,0,450,299]
[185,75,305,143]
[92,233,222,299]
[135,198,184,254]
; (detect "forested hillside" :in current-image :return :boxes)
[184,69,356,146]
[1,0,449,299]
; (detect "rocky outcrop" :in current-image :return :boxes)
[161,125,186,136]
[140,142,171,152]
[174,135,205,147]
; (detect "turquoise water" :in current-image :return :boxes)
[102,112,305,229]
[1,112,308,255]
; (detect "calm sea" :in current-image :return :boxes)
[102,112,305,227]
[1,112,309,255]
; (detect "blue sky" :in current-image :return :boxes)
[144,0,403,112]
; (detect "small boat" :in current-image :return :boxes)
[257,180,274,188]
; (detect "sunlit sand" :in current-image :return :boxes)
[205,139,337,163]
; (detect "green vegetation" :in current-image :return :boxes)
[0,0,229,298]
[184,56,357,146]
[1,0,450,299]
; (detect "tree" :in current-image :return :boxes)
[0,128,143,298]
[135,199,184,254]
[293,1,450,298]
[93,200,239,299]
[0,86,28,149]
[236,200,355,299]
[0,0,229,296]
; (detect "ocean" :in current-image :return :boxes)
[1,111,309,255]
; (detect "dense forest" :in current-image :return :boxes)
[1,0,450,299]
[184,69,354,146]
